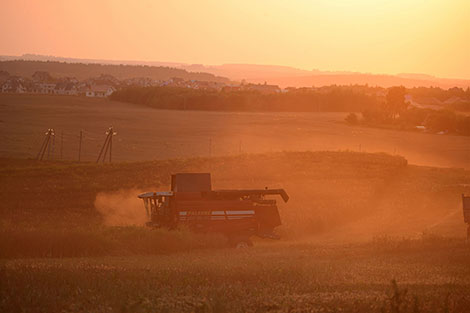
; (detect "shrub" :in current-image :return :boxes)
[361,108,388,124]
[424,110,457,132]
[345,112,358,125]
[456,115,470,135]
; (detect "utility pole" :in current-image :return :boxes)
[36,129,55,161]
[47,133,52,160]
[209,138,212,158]
[36,131,49,160]
[78,130,83,162]
[60,131,63,160]
[97,127,117,163]
[109,130,113,162]
[51,133,55,160]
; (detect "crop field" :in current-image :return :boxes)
[3,0,470,311]
[1,95,470,312]
[1,149,470,312]
[1,94,470,168]
[2,240,470,313]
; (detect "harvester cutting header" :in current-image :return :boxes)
[138,173,289,247]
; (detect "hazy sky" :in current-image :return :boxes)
[1,0,469,79]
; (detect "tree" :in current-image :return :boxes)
[424,110,457,132]
[385,86,408,119]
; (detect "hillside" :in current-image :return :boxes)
[246,73,470,89]
[3,54,469,89]
[181,64,470,89]
[0,60,229,82]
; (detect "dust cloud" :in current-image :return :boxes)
[206,152,468,241]
[94,189,148,226]
[90,151,468,241]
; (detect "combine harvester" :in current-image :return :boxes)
[138,173,289,247]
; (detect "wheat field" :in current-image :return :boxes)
[1,96,470,312]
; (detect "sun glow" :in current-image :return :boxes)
[0,0,469,78]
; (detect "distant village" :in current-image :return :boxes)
[0,70,283,97]
[1,69,468,113]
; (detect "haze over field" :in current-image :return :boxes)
[2,94,470,168]
[1,1,470,312]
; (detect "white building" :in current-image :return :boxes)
[39,83,56,94]
[86,85,116,97]
[1,79,27,93]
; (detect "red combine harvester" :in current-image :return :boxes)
[138,173,289,247]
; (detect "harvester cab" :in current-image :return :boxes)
[138,173,289,246]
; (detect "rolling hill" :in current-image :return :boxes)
[0,59,229,82]
[3,54,469,88]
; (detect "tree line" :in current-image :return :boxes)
[110,86,380,112]
[346,86,470,136]
[111,84,470,135]
[0,60,229,82]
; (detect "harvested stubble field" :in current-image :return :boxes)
[1,151,470,312]
[1,94,470,168]
[2,240,470,313]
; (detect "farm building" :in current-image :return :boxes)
[85,85,116,97]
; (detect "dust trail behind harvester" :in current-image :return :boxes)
[207,152,469,243]
[94,189,149,226]
[92,151,469,243]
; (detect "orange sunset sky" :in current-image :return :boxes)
[1,0,469,79]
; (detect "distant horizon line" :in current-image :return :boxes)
[1,52,470,82]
